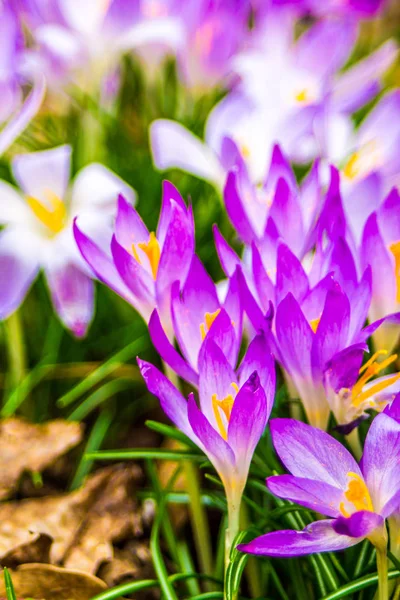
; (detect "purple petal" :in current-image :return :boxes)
[213,224,241,277]
[311,285,350,379]
[333,511,384,538]
[0,75,46,155]
[275,293,313,377]
[45,261,94,337]
[324,345,365,394]
[270,418,361,488]
[378,187,400,245]
[267,475,344,517]
[111,234,154,307]
[269,178,304,256]
[156,202,195,315]
[187,393,235,471]
[236,265,266,331]
[224,170,256,244]
[115,194,149,250]
[138,358,193,441]
[148,309,199,387]
[264,144,296,193]
[238,519,358,557]
[73,219,139,310]
[276,243,309,305]
[348,267,372,342]
[362,412,400,517]
[228,372,268,473]
[156,180,186,246]
[171,256,219,369]
[0,228,39,319]
[238,331,275,408]
[251,243,275,313]
[206,308,238,368]
[198,335,237,427]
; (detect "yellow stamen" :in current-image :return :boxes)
[295,89,309,104]
[310,317,321,333]
[390,241,400,303]
[343,151,360,180]
[240,144,251,158]
[137,232,160,280]
[339,472,373,517]
[352,349,398,407]
[199,309,221,341]
[211,383,239,440]
[27,190,66,235]
[131,243,141,264]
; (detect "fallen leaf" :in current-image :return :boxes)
[1,534,52,569]
[0,419,83,500]
[97,541,153,587]
[0,564,107,600]
[0,465,142,573]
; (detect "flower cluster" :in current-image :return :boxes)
[1,1,400,598]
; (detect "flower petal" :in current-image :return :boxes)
[224,170,256,244]
[148,309,199,386]
[12,145,71,201]
[276,243,309,305]
[150,119,224,187]
[238,331,275,408]
[45,261,94,337]
[111,234,154,309]
[71,164,136,213]
[270,418,361,488]
[267,475,345,517]
[275,293,313,378]
[333,511,384,538]
[0,227,39,319]
[362,412,400,517]
[238,519,358,557]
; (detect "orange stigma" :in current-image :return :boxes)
[132,232,160,280]
[310,317,321,333]
[351,350,400,407]
[212,382,239,440]
[27,190,66,235]
[340,472,373,517]
[390,241,400,303]
[199,309,221,340]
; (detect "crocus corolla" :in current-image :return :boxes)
[0,144,134,336]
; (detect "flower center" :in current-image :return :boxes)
[295,88,310,104]
[340,472,373,516]
[199,309,221,341]
[132,232,160,280]
[27,191,67,235]
[350,349,400,408]
[212,382,239,440]
[342,140,381,182]
[390,241,400,303]
[310,317,321,333]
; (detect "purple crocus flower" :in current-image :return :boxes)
[74,181,195,339]
[239,415,400,563]
[361,188,400,352]
[267,0,387,18]
[138,330,275,544]
[0,144,134,336]
[0,3,45,154]
[324,346,400,435]
[147,254,242,385]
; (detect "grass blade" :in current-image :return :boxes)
[321,569,400,599]
[86,448,204,461]
[3,567,17,600]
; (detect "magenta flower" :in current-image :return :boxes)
[148,254,242,385]
[239,415,400,564]
[361,188,400,352]
[74,181,195,338]
[0,144,134,336]
[138,330,275,545]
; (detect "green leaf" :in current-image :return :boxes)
[321,569,400,599]
[224,531,249,600]
[3,568,17,600]
[57,336,147,407]
[86,448,204,461]
[90,579,158,600]
[145,420,198,449]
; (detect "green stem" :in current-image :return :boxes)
[225,493,241,571]
[376,547,388,600]
[162,362,214,585]
[3,310,29,417]
[346,428,363,461]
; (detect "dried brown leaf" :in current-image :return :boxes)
[0,465,143,575]
[0,564,107,599]
[0,419,83,500]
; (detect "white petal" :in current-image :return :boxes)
[35,24,83,65]
[70,163,136,216]
[58,0,108,36]
[0,181,31,225]
[150,119,224,187]
[12,145,72,201]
